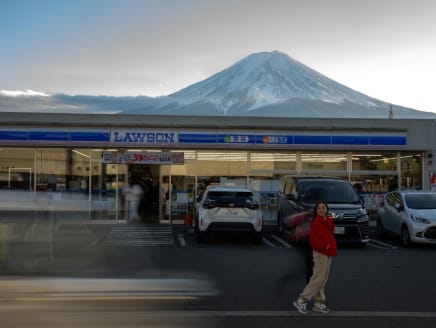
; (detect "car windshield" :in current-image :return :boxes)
[299,180,360,204]
[206,191,254,204]
[405,194,436,209]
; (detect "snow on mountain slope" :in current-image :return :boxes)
[169,51,384,114]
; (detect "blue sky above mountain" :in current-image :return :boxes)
[2,1,436,112]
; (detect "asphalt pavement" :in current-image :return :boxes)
[1,218,436,327]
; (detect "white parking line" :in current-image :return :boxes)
[99,310,436,318]
[271,235,292,248]
[262,237,276,247]
[366,242,386,249]
[178,233,186,247]
[369,239,398,249]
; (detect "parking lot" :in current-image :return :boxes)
[94,222,403,250]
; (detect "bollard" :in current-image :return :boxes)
[184,213,192,226]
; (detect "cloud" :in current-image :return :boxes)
[0,91,165,114]
[0,89,49,97]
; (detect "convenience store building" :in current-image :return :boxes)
[0,112,434,224]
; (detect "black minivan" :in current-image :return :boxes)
[278,176,370,246]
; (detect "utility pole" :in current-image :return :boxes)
[388,105,394,119]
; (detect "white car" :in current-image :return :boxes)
[377,191,436,246]
[195,185,263,243]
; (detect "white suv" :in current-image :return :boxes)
[195,185,263,243]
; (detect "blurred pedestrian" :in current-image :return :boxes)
[196,179,209,202]
[123,177,143,223]
[292,200,337,314]
[139,178,154,222]
[284,210,313,283]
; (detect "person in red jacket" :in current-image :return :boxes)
[292,200,337,314]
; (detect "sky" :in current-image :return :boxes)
[1,0,436,112]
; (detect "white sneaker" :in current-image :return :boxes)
[313,302,330,314]
[292,299,309,314]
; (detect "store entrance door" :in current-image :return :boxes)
[160,174,195,225]
[129,164,160,224]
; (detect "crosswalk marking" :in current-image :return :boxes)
[104,225,176,246]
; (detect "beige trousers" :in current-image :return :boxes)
[299,251,332,303]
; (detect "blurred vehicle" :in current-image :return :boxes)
[377,191,436,246]
[278,176,370,246]
[195,185,263,243]
[0,276,217,328]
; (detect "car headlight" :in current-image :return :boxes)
[356,208,369,222]
[356,208,367,216]
[411,215,431,224]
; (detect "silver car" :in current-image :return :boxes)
[377,191,436,246]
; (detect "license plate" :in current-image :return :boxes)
[334,226,345,234]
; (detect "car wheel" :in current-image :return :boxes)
[196,230,205,243]
[376,219,386,238]
[401,226,411,247]
[195,217,205,243]
[253,231,263,244]
[356,242,367,248]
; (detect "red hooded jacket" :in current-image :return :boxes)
[309,215,338,257]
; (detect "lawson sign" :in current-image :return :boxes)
[111,130,177,144]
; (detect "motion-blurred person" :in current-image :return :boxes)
[139,179,154,222]
[123,177,143,223]
[196,179,209,202]
[284,210,313,283]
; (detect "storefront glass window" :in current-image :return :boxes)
[0,147,424,223]
[352,152,398,171]
[249,152,296,175]
[350,173,398,220]
[248,152,296,224]
[161,150,196,222]
[0,147,34,189]
[351,151,408,220]
[400,152,422,190]
[197,151,248,185]
[302,152,348,174]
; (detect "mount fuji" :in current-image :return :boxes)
[2,51,435,118]
[121,50,435,118]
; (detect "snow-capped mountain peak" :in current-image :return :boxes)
[170,50,381,113]
[4,50,433,119]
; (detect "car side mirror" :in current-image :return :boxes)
[394,203,403,212]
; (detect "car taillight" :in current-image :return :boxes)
[203,202,216,209]
[247,204,259,210]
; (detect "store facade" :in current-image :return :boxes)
[0,113,434,224]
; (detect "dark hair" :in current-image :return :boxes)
[313,200,329,218]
